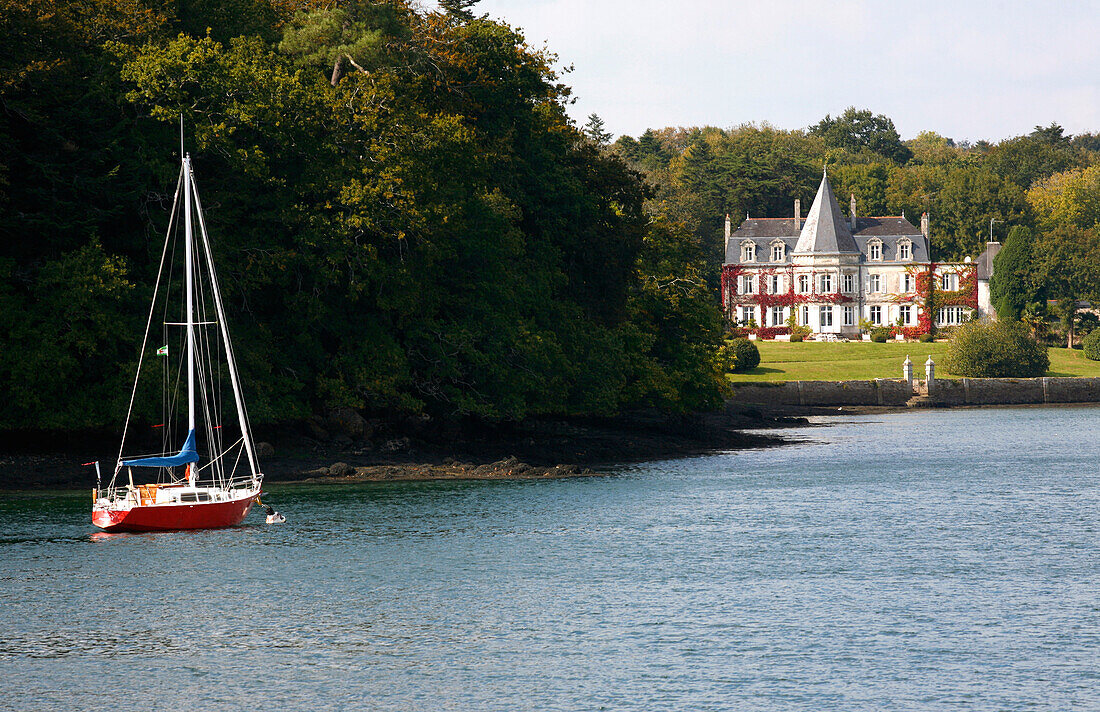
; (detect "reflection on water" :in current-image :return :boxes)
[1,406,1099,711]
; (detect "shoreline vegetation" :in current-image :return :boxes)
[0,407,806,492]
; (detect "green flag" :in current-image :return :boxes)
[156,345,168,356]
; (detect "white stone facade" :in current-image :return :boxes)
[721,171,984,336]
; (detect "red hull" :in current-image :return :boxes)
[92,493,258,532]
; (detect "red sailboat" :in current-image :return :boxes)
[92,151,264,532]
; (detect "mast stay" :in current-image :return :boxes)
[112,154,260,488]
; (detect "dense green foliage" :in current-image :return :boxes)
[611,118,1097,283]
[614,116,1100,345]
[810,107,912,164]
[0,0,728,430]
[943,320,1049,378]
[1082,329,1100,361]
[869,328,891,343]
[989,226,1034,321]
[726,338,760,373]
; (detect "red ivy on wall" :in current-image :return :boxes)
[754,326,790,339]
[722,265,853,312]
[720,261,976,339]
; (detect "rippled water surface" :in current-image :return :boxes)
[2,406,1099,711]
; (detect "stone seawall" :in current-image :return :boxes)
[731,377,1100,408]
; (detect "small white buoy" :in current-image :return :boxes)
[263,504,286,524]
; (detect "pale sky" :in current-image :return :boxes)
[424,0,1100,143]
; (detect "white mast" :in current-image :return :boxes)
[183,155,196,433]
[190,174,261,482]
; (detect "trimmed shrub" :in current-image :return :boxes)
[870,327,890,343]
[727,338,760,373]
[790,334,804,343]
[918,333,934,343]
[1083,328,1100,361]
[943,319,1049,377]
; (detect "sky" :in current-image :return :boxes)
[423,0,1100,143]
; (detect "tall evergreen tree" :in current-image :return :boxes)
[989,225,1035,321]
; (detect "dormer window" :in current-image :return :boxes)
[741,241,756,262]
[770,241,786,262]
[868,239,883,261]
[897,239,912,261]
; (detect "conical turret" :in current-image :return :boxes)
[793,169,861,254]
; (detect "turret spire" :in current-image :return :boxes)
[793,170,860,255]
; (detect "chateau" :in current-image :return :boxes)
[720,169,996,338]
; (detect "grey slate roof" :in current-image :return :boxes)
[975,243,1001,280]
[854,234,930,263]
[724,172,931,265]
[730,218,800,239]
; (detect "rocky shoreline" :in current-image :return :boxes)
[290,457,599,485]
[0,405,811,491]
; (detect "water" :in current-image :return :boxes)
[2,406,1099,711]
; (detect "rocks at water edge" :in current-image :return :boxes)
[300,456,596,484]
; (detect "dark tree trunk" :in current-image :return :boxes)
[330,55,346,86]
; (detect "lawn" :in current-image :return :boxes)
[727,340,1100,382]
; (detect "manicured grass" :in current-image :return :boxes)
[727,340,1100,382]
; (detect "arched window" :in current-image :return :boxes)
[897,239,912,260]
[770,241,786,262]
[741,241,756,262]
[868,239,883,261]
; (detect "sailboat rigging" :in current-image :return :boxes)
[92,152,264,531]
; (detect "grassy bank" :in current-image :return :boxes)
[728,341,1100,382]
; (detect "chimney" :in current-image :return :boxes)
[921,212,930,240]
[849,194,857,230]
[794,199,801,230]
[724,214,731,254]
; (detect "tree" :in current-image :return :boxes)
[985,132,1081,189]
[930,166,1029,260]
[1031,224,1100,347]
[278,6,397,85]
[989,225,1035,321]
[1031,122,1070,146]
[830,163,890,216]
[1026,164,1100,231]
[907,131,962,166]
[439,0,480,20]
[583,113,612,146]
[809,107,912,164]
[944,319,1048,377]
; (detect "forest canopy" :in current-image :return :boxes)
[4,0,1099,433]
[0,0,727,430]
[612,116,1100,293]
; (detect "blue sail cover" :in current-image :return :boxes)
[122,429,199,468]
